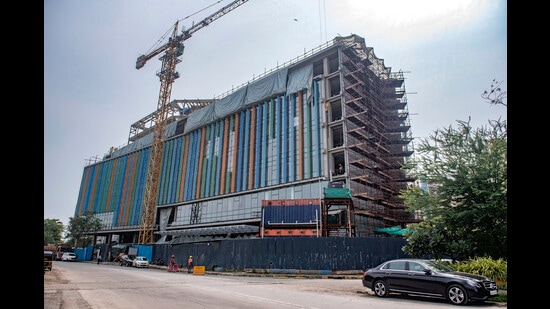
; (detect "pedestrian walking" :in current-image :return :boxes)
[187,255,193,273]
[168,255,176,272]
[97,253,102,264]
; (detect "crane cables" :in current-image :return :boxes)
[143,0,226,56]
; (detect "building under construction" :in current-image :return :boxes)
[75,34,418,245]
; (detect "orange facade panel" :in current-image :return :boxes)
[262,229,318,237]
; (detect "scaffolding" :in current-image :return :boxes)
[328,35,419,234]
[127,99,213,143]
[321,197,356,237]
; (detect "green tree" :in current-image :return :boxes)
[44,218,64,245]
[65,211,102,247]
[401,116,507,260]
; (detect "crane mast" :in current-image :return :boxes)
[137,0,249,244]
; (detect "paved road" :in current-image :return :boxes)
[44,261,364,309]
[44,261,506,308]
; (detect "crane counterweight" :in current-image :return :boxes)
[136,55,147,69]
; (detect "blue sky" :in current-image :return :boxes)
[44,0,507,226]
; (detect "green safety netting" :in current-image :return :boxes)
[373,226,410,236]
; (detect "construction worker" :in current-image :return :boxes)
[187,255,193,273]
[168,255,176,272]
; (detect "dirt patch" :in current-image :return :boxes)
[44,268,69,283]
[44,267,91,309]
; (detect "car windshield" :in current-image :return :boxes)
[423,260,455,272]
[136,257,146,261]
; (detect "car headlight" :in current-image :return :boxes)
[465,279,482,288]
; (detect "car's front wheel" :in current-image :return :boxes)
[446,284,468,306]
[372,280,389,297]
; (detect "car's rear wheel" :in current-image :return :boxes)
[446,284,468,306]
[373,280,389,297]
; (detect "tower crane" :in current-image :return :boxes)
[137,0,250,244]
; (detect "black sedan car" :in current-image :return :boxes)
[362,258,498,306]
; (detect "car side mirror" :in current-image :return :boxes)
[423,269,432,275]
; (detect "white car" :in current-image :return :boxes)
[61,252,77,261]
[132,256,150,268]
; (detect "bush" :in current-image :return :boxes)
[491,293,507,303]
[455,257,507,282]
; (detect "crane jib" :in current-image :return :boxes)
[135,0,249,70]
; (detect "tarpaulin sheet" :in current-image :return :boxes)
[113,62,314,154]
[184,64,312,134]
[373,226,410,236]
